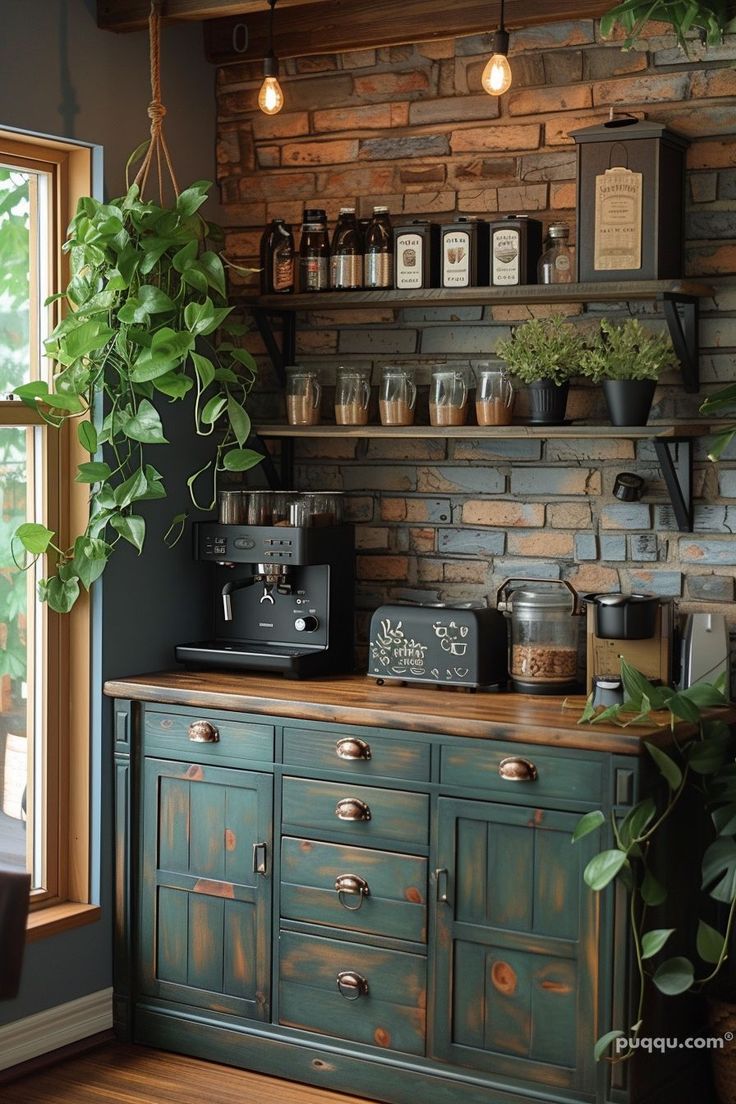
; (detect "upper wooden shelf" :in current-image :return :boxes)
[255,423,707,440]
[247,280,715,314]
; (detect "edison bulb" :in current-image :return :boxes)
[481,53,512,96]
[258,76,284,115]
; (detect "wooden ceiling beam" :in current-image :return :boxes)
[204,0,614,65]
[97,0,326,33]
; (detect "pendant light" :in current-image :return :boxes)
[481,0,512,97]
[258,0,284,115]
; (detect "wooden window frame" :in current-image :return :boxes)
[0,130,99,938]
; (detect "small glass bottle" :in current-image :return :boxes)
[260,219,295,295]
[537,223,574,285]
[331,208,363,290]
[299,208,330,292]
[365,207,394,289]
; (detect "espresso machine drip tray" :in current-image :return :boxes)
[175,639,325,676]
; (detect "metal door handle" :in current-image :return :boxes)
[336,971,369,1000]
[335,798,371,822]
[252,842,267,875]
[498,756,538,782]
[335,737,371,761]
[435,868,449,903]
[335,874,370,910]
[188,720,219,743]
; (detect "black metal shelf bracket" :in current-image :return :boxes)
[653,437,693,532]
[659,293,700,394]
[252,307,296,487]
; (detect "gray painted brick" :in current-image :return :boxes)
[421,325,512,355]
[342,466,417,492]
[680,539,736,565]
[574,534,598,561]
[439,529,506,557]
[401,307,483,323]
[417,465,505,495]
[360,135,450,161]
[621,570,683,596]
[600,535,627,561]
[339,329,418,355]
[510,468,600,496]
[686,574,735,602]
[687,211,736,240]
[720,471,736,497]
[628,534,659,561]
[600,504,652,530]
[719,168,736,200]
[421,499,453,523]
[657,504,736,533]
[494,559,561,580]
[453,439,543,461]
[391,587,441,604]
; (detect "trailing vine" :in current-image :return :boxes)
[602,0,736,50]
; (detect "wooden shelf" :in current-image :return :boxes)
[247,280,715,314]
[255,423,707,440]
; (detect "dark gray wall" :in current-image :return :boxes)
[0,0,216,1027]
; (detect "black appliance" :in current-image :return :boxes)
[176,522,355,678]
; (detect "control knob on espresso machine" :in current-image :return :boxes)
[295,615,319,633]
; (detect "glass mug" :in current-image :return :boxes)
[379,366,416,426]
[429,368,468,427]
[286,367,321,426]
[335,367,370,426]
[474,363,514,426]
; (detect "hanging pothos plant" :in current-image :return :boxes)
[13,177,260,614]
[601,0,736,51]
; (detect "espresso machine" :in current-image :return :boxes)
[584,593,673,692]
[176,492,354,678]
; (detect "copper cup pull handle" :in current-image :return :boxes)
[498,757,538,782]
[336,737,372,761]
[336,971,369,1001]
[335,874,370,911]
[188,721,220,743]
[335,798,372,822]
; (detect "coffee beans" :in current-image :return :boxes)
[511,644,577,681]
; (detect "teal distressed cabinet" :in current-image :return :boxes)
[107,672,706,1104]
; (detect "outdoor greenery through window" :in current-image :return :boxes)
[0,133,92,919]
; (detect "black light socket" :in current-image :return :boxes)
[263,51,279,78]
[492,28,510,56]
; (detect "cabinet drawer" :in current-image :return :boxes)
[282,777,429,848]
[143,707,274,768]
[279,930,426,1055]
[283,726,430,782]
[281,837,427,943]
[440,743,605,806]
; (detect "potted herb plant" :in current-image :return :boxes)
[579,318,679,426]
[574,658,736,1099]
[495,314,584,425]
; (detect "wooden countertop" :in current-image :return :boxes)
[102,670,724,755]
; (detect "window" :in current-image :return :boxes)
[0,132,96,937]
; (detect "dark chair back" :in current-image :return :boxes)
[0,872,31,999]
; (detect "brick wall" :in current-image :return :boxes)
[215,17,736,661]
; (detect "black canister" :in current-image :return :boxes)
[441,218,489,288]
[489,215,543,286]
[394,221,441,289]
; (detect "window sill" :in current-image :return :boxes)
[26,903,101,943]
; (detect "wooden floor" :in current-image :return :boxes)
[2,1043,377,1104]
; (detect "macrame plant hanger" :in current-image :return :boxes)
[134,0,180,201]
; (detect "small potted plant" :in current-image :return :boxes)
[496,315,584,425]
[579,318,679,426]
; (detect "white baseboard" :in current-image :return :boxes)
[0,987,113,1071]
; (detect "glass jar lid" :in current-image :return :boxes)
[511,585,575,614]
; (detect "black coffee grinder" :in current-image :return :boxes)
[176,494,354,677]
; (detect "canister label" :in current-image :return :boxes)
[443,231,471,287]
[594,166,643,271]
[396,233,423,288]
[492,228,520,285]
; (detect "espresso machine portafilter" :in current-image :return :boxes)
[175,491,355,678]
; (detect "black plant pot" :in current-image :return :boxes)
[602,379,656,427]
[526,380,569,425]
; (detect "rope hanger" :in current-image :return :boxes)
[134,0,180,201]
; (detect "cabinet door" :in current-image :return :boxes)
[433,797,599,1095]
[140,758,272,1021]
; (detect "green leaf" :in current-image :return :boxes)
[201,394,227,425]
[172,239,198,273]
[123,399,168,444]
[176,182,210,217]
[618,798,657,848]
[697,919,726,965]
[184,297,216,336]
[192,351,216,390]
[130,327,195,382]
[154,372,194,400]
[16,522,54,555]
[163,512,188,548]
[620,658,669,711]
[227,394,251,447]
[641,868,667,907]
[229,346,257,372]
[182,266,208,294]
[75,461,112,483]
[39,574,80,613]
[72,536,112,590]
[688,730,732,775]
[111,513,146,553]
[641,928,675,960]
[222,448,263,472]
[14,380,49,405]
[199,250,227,298]
[114,469,150,509]
[652,957,694,996]
[712,803,736,837]
[584,849,629,891]
[645,742,683,791]
[594,1030,626,1062]
[62,319,115,360]
[42,391,85,413]
[702,838,736,903]
[137,284,176,313]
[666,692,702,724]
[572,810,605,843]
[77,420,98,454]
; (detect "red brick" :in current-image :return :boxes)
[366,440,446,462]
[583,46,649,80]
[551,180,576,209]
[400,164,446,188]
[418,40,455,60]
[295,329,338,354]
[282,139,359,166]
[225,230,261,255]
[313,104,397,133]
[354,71,430,97]
[691,68,736,99]
[565,564,620,592]
[403,190,457,213]
[447,157,517,190]
[296,54,339,74]
[444,562,488,583]
[237,171,316,199]
[380,499,450,523]
[252,112,310,141]
[316,165,397,196]
[462,501,545,527]
[545,111,640,145]
[511,21,595,51]
[548,503,592,528]
[217,125,254,171]
[497,183,548,211]
[294,439,357,460]
[416,559,443,583]
[341,49,377,69]
[265,200,305,225]
[256,146,281,168]
[592,73,691,107]
[451,125,541,154]
[657,104,736,136]
[409,95,500,126]
[457,189,499,213]
[686,242,736,277]
[355,527,391,550]
[596,18,674,42]
[491,303,583,322]
[357,555,410,581]
[219,202,266,227]
[508,532,574,557]
[408,527,437,553]
[688,140,736,169]
[508,84,592,116]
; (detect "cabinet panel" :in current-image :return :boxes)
[279,930,426,1055]
[282,776,429,847]
[143,706,274,768]
[281,836,427,942]
[433,797,598,1094]
[283,726,431,781]
[441,742,606,807]
[140,758,272,1021]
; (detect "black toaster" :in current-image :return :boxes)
[368,602,508,689]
